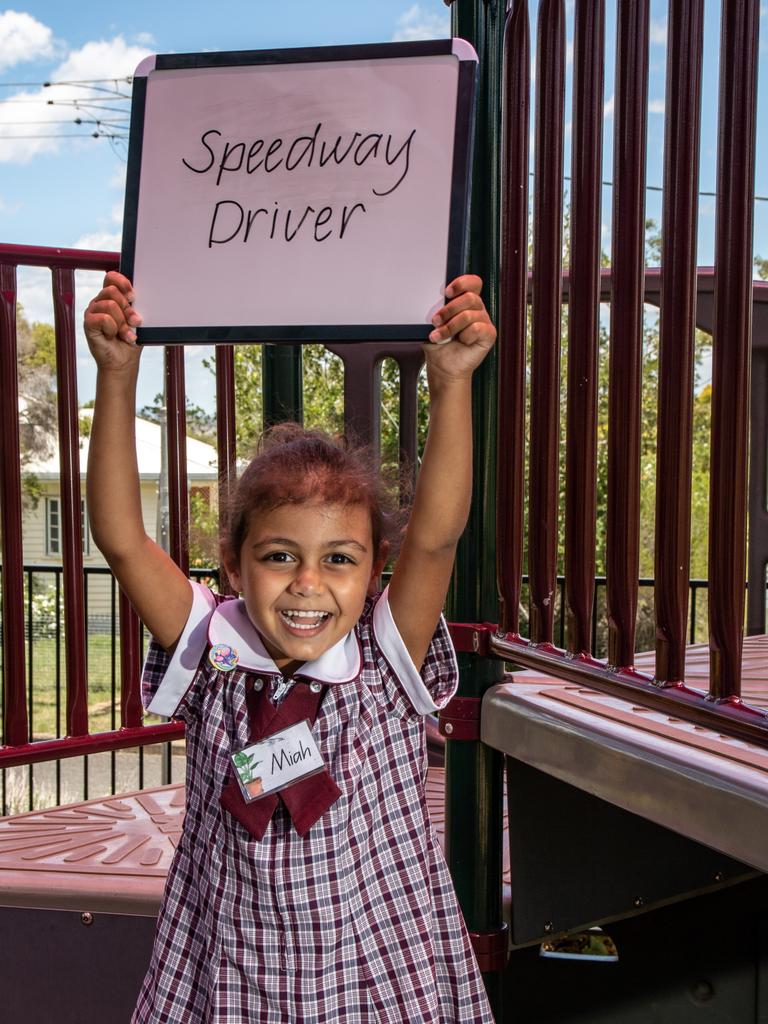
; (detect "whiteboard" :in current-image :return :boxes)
[121,40,477,345]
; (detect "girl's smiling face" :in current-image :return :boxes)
[224,501,385,675]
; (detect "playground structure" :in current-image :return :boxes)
[1,0,768,1020]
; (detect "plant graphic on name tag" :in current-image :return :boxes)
[233,750,264,798]
[233,750,261,782]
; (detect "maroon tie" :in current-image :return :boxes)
[220,677,342,840]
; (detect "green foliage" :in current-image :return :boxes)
[188,490,220,568]
[553,217,712,609]
[21,472,44,510]
[16,306,58,505]
[139,393,217,444]
[216,344,427,472]
[756,255,768,280]
[22,320,56,369]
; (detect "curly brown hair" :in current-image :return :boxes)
[223,424,408,567]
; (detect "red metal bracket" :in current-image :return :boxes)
[469,924,509,972]
[439,696,482,740]
[447,621,497,656]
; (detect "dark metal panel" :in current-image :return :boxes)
[708,0,761,700]
[215,344,237,595]
[506,875,768,1023]
[606,0,649,668]
[654,0,705,685]
[52,268,89,737]
[165,347,189,577]
[528,0,565,645]
[564,0,604,656]
[263,344,303,426]
[759,916,768,1024]
[0,263,28,747]
[0,906,155,1024]
[446,3,507,1014]
[496,0,529,636]
[506,758,755,946]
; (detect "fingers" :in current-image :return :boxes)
[86,293,142,344]
[444,274,483,299]
[429,282,494,346]
[102,271,135,302]
[85,276,142,345]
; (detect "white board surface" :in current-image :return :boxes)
[122,41,477,344]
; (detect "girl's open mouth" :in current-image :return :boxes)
[278,610,331,636]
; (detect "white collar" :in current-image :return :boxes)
[208,598,362,684]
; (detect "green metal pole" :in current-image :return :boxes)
[262,344,303,426]
[446,0,506,1018]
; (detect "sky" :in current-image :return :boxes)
[1,0,767,412]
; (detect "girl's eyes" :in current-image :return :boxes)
[325,553,355,565]
[261,551,355,565]
[264,551,295,563]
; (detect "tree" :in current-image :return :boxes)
[17,308,58,509]
[139,393,217,444]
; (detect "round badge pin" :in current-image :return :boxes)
[209,643,239,672]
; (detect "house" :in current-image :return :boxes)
[21,413,219,627]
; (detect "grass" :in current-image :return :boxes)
[21,634,164,739]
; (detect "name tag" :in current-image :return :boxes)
[230,720,326,803]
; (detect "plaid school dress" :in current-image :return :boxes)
[132,582,495,1024]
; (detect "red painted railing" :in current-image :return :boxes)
[0,244,186,767]
[494,0,768,747]
[0,243,426,769]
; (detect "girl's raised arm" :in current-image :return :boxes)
[387,275,496,672]
[85,272,192,650]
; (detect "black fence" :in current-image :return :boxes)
[0,563,742,814]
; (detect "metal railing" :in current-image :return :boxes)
[0,241,427,777]
[494,0,768,745]
[0,564,218,813]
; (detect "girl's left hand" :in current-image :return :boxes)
[425,274,496,380]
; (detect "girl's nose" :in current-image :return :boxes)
[289,566,323,596]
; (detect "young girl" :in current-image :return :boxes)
[84,272,497,1024]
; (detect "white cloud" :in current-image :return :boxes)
[110,164,127,190]
[72,229,122,251]
[604,94,614,119]
[132,31,155,47]
[649,99,665,115]
[650,19,667,45]
[0,11,55,72]
[392,4,450,42]
[50,35,150,82]
[17,265,55,325]
[0,35,151,164]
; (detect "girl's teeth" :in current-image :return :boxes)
[280,611,329,630]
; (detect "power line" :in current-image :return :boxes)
[0,77,132,88]
[0,118,125,126]
[0,131,126,139]
[537,172,768,205]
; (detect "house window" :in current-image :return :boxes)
[45,497,60,556]
[190,485,211,507]
[45,498,90,556]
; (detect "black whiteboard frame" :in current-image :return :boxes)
[120,39,477,346]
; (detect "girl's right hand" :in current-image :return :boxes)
[84,271,143,370]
